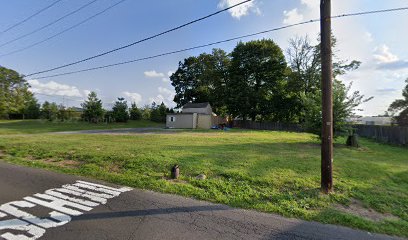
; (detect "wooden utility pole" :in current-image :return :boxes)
[320,0,333,193]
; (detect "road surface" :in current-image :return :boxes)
[0,161,402,240]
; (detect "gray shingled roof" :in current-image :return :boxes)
[182,102,210,108]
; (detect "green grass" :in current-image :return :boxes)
[0,123,406,237]
[0,119,164,134]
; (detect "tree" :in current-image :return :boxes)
[141,105,151,120]
[57,105,68,122]
[286,35,372,136]
[81,91,104,123]
[129,102,142,120]
[41,101,58,121]
[24,98,41,119]
[227,39,289,121]
[170,48,230,115]
[302,80,371,136]
[112,97,129,122]
[388,78,408,126]
[150,102,161,122]
[0,66,38,119]
[158,102,167,122]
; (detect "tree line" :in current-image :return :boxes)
[80,91,172,123]
[170,35,375,135]
[0,66,171,123]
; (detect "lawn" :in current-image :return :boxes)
[0,122,407,237]
[0,119,164,134]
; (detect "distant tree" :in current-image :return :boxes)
[41,101,58,121]
[57,105,68,122]
[129,102,142,120]
[104,110,114,123]
[24,98,41,119]
[81,91,104,123]
[388,78,408,126]
[227,39,288,121]
[141,105,151,120]
[112,97,129,122]
[150,102,161,122]
[158,102,167,122]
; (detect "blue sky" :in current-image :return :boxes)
[0,0,407,115]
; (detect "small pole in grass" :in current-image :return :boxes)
[171,164,179,179]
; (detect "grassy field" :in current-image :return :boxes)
[0,119,164,134]
[0,120,407,237]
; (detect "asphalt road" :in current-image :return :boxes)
[0,161,403,240]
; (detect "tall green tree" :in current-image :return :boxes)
[0,66,37,119]
[112,97,129,122]
[227,39,288,121]
[388,78,408,126]
[81,91,104,123]
[170,48,230,115]
[286,35,372,135]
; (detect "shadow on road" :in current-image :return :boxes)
[72,205,230,221]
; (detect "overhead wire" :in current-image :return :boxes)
[0,0,99,48]
[28,6,408,80]
[0,0,128,57]
[1,0,63,34]
[25,0,253,77]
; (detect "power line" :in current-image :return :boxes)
[0,0,128,58]
[28,6,408,80]
[1,0,63,34]
[25,0,253,77]
[0,0,98,49]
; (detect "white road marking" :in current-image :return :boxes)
[44,190,99,207]
[56,186,109,204]
[0,180,132,240]
[0,201,69,228]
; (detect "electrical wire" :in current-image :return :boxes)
[25,0,253,77]
[1,0,63,34]
[0,0,98,48]
[28,6,408,80]
[0,0,128,58]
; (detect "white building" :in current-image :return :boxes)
[166,102,214,129]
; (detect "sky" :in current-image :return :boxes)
[0,0,407,115]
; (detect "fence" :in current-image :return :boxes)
[233,120,303,132]
[354,124,408,146]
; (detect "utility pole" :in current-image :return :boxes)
[320,0,333,193]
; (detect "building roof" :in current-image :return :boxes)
[182,102,210,109]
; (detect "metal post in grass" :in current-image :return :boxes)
[320,0,333,193]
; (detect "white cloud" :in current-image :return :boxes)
[123,91,142,104]
[144,70,165,78]
[161,77,170,83]
[283,8,303,25]
[148,87,175,107]
[218,0,259,19]
[301,0,319,9]
[374,45,399,63]
[373,45,408,70]
[83,90,91,97]
[28,80,88,97]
